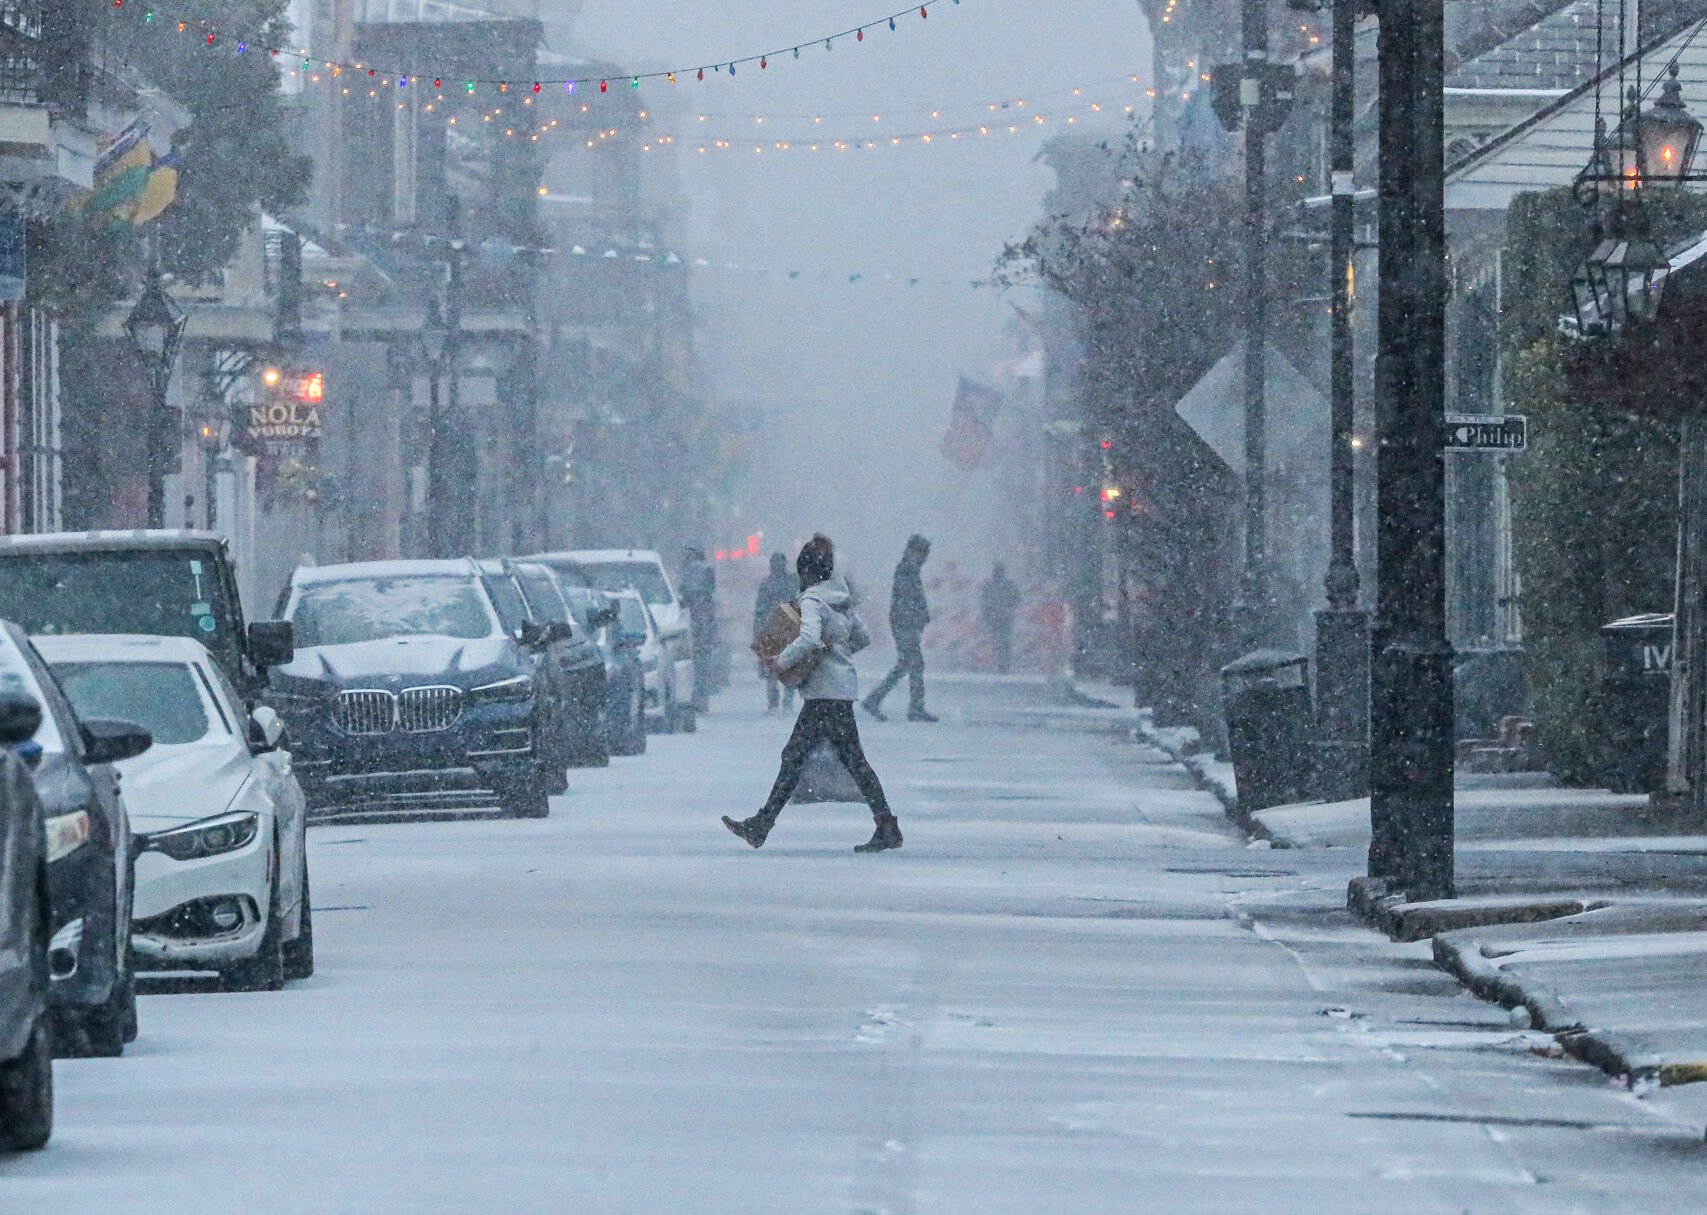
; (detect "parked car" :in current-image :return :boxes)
[0,624,150,1057]
[37,636,312,991]
[527,550,697,733]
[0,693,53,1151]
[271,559,560,819]
[560,583,644,757]
[0,531,294,709]
[610,590,670,734]
[478,560,609,772]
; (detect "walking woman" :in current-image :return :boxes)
[723,535,903,853]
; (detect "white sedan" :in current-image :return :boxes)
[610,590,669,730]
[35,635,311,992]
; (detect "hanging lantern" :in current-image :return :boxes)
[1604,65,1704,189]
[1569,234,1670,336]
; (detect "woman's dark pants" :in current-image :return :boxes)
[756,698,890,828]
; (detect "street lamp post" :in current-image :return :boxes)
[1368,0,1454,900]
[1315,0,1373,799]
[1239,0,1272,645]
[418,295,458,558]
[125,263,188,529]
[191,404,231,531]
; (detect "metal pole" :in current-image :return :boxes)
[1239,0,1270,642]
[1314,0,1371,798]
[1369,0,1454,899]
[145,394,166,528]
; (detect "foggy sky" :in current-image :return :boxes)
[561,1,1152,587]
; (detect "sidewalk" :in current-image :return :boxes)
[1140,719,1707,1092]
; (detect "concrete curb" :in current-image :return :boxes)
[1133,718,1283,845]
[1431,931,1707,1088]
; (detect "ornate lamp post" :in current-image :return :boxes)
[191,405,231,531]
[125,264,188,528]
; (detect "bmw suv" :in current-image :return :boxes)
[270,560,563,819]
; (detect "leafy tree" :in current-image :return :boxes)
[1502,188,1707,780]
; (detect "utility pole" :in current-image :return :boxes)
[1239,0,1271,645]
[1369,0,1454,899]
[1315,0,1372,797]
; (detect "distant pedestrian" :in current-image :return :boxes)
[862,534,936,722]
[980,562,1022,674]
[680,545,719,710]
[753,551,800,715]
[724,534,903,852]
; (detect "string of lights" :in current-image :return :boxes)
[378,88,1143,155]
[119,0,964,91]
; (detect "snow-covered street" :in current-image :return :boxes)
[10,676,1706,1213]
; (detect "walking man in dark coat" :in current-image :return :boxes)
[862,534,936,722]
[680,545,719,710]
[752,551,800,715]
[980,562,1022,674]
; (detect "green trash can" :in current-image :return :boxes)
[1221,649,1313,812]
[1599,613,1673,794]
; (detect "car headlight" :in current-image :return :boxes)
[45,810,91,862]
[470,675,534,704]
[144,812,260,861]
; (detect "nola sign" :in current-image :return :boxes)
[246,371,325,448]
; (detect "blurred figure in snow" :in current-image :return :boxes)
[679,545,719,711]
[980,563,1022,674]
[863,535,935,723]
[752,551,799,715]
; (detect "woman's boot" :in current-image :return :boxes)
[722,812,774,848]
[854,812,903,853]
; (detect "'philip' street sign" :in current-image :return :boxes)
[1443,413,1527,453]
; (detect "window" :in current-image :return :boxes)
[516,572,571,626]
[480,575,531,633]
[288,577,498,647]
[53,662,211,746]
[576,561,674,606]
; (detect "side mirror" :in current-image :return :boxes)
[249,620,295,668]
[517,620,547,648]
[248,706,285,753]
[0,692,42,746]
[80,718,153,765]
[589,606,619,629]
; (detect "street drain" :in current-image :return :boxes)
[1164,866,1297,878]
[1348,1111,1653,1132]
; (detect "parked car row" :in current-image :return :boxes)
[268,550,691,821]
[0,532,710,1150]
[0,531,314,1151]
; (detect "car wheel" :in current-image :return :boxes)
[282,862,314,981]
[81,967,132,1059]
[223,848,285,993]
[0,1015,52,1151]
[501,783,550,819]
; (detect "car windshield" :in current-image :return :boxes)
[577,561,674,606]
[288,577,497,647]
[52,662,211,746]
[616,597,650,638]
[0,551,237,660]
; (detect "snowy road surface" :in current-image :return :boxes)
[10,676,1707,1212]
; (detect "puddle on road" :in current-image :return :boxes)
[1165,865,1298,879]
[1349,1110,1656,1133]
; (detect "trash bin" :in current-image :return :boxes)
[1221,649,1314,812]
[1598,613,1674,794]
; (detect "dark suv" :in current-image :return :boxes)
[0,531,294,708]
[271,560,562,819]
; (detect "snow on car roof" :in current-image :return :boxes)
[291,559,480,586]
[32,634,218,665]
[531,549,663,564]
[0,530,226,555]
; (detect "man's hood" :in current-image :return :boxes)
[803,576,854,609]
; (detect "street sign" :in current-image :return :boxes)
[1443,413,1527,452]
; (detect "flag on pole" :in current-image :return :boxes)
[940,376,1002,471]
